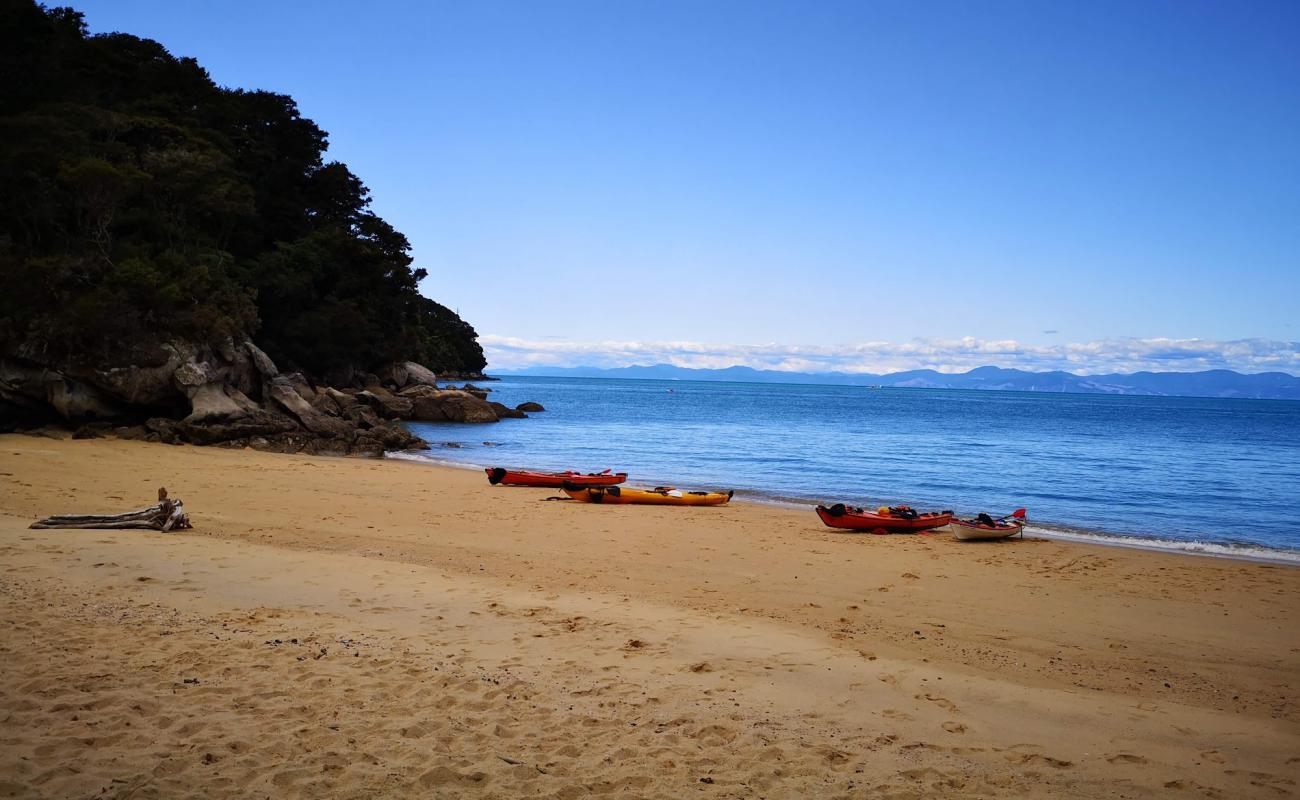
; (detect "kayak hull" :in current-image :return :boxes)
[815,504,952,533]
[950,518,1025,541]
[564,485,733,506]
[486,468,626,488]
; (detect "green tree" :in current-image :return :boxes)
[0,0,486,376]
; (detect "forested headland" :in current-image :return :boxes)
[0,2,519,449]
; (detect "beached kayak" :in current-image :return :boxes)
[563,485,734,506]
[949,509,1027,540]
[815,504,952,533]
[486,468,627,488]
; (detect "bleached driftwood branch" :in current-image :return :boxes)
[30,487,192,531]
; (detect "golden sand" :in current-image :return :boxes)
[1,436,1296,798]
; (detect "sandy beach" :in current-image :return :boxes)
[0,436,1296,798]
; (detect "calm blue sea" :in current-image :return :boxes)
[403,377,1300,561]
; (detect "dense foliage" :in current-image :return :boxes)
[0,1,485,376]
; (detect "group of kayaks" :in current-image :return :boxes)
[485,467,1026,540]
[814,503,1027,540]
[484,468,733,506]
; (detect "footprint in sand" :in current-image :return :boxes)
[920,693,959,713]
[1007,752,1074,769]
[941,721,967,734]
[1106,753,1147,764]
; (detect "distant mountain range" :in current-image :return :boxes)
[492,364,1300,400]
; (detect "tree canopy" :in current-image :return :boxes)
[0,0,486,377]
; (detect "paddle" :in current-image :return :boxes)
[994,508,1028,523]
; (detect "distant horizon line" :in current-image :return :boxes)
[483,363,1300,400]
[489,363,1300,379]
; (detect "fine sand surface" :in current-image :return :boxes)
[0,437,1296,799]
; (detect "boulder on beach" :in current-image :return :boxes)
[356,389,414,420]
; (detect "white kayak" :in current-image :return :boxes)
[949,509,1027,541]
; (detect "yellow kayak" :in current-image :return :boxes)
[563,484,734,506]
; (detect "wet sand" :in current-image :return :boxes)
[1,436,1296,798]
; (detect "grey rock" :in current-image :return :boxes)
[45,375,125,419]
[267,378,354,437]
[145,417,184,445]
[369,422,427,451]
[310,391,343,417]
[489,401,526,419]
[357,389,413,420]
[323,387,359,410]
[186,382,259,422]
[73,421,114,439]
[114,425,149,441]
[407,390,498,423]
[343,404,384,429]
[245,340,278,379]
[348,434,386,458]
[403,362,438,387]
[375,362,410,389]
[283,372,317,402]
[176,409,298,445]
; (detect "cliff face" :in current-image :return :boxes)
[0,2,487,430]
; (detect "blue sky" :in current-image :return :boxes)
[75,0,1300,373]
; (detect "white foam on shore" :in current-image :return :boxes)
[385,450,492,471]
[1022,524,1300,565]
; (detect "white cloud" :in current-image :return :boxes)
[480,334,1300,375]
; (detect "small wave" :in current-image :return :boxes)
[385,450,492,472]
[1024,525,1300,565]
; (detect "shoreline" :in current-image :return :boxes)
[387,449,1300,566]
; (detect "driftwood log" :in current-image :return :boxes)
[30,487,192,531]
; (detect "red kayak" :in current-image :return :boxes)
[815,503,953,534]
[485,467,627,488]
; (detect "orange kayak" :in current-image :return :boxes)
[815,503,952,533]
[563,485,733,506]
[486,468,627,488]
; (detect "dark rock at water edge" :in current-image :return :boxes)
[0,337,524,456]
[489,402,527,419]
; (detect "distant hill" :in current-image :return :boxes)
[493,364,1300,400]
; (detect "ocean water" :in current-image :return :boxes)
[403,377,1300,561]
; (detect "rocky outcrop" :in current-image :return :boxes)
[1,359,127,421]
[1,339,447,456]
[262,376,349,438]
[516,401,546,412]
[2,339,550,453]
[177,408,300,445]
